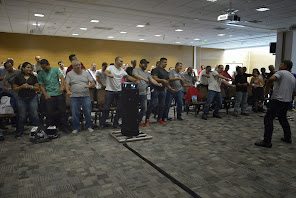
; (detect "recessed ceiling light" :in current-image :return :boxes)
[190,42,193,43]
[80,27,87,30]
[120,31,127,34]
[108,36,114,39]
[207,0,217,2]
[90,20,99,23]
[33,23,41,26]
[154,35,161,37]
[139,38,145,40]
[256,7,270,12]
[175,42,181,44]
[34,14,44,17]
[175,29,183,32]
[226,23,245,28]
[194,38,200,40]
[136,25,145,28]
[72,33,78,36]
[217,34,225,36]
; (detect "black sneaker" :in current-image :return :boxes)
[0,136,4,141]
[213,114,222,118]
[15,132,24,138]
[255,140,272,148]
[177,117,184,121]
[281,138,292,144]
[202,115,207,120]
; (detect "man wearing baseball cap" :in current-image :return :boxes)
[133,59,162,126]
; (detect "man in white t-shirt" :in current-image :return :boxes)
[96,62,108,89]
[87,63,98,89]
[202,65,234,120]
[199,66,211,87]
[100,57,139,128]
[58,61,67,78]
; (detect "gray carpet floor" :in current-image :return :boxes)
[1,108,296,198]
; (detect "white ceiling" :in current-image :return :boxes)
[0,0,295,49]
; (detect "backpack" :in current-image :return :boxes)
[29,126,51,144]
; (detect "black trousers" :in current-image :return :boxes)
[44,94,68,128]
[264,99,291,143]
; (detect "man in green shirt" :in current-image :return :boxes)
[38,59,70,133]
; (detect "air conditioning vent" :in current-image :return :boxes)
[93,27,113,30]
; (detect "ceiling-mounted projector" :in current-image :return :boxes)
[217,13,240,22]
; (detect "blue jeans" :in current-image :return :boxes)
[18,96,40,133]
[100,91,121,127]
[164,90,183,119]
[70,96,92,131]
[139,95,147,122]
[146,89,166,120]
[234,91,248,113]
[203,90,222,116]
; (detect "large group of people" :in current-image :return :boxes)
[0,54,295,149]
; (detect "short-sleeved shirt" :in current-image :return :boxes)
[59,67,68,78]
[105,65,128,92]
[221,70,232,87]
[4,70,22,88]
[235,74,248,92]
[199,70,208,85]
[133,68,152,95]
[272,70,296,102]
[151,67,169,91]
[96,69,107,89]
[169,69,183,92]
[183,73,196,92]
[38,67,62,96]
[14,73,38,98]
[66,70,93,97]
[34,63,42,73]
[208,71,223,92]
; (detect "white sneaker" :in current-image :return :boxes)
[72,130,78,134]
[87,128,94,132]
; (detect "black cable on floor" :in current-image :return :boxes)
[123,143,202,198]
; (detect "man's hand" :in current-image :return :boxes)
[169,88,177,92]
[225,78,231,81]
[66,91,72,95]
[231,85,236,88]
[135,80,140,84]
[103,84,106,88]
[162,79,168,84]
[45,94,51,100]
[143,78,149,83]
[59,88,64,93]
[108,74,114,78]
[22,83,29,88]
[158,83,162,87]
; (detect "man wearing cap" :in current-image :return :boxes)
[133,59,162,126]
[100,56,139,129]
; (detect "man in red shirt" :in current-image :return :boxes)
[66,54,86,75]
[221,65,234,97]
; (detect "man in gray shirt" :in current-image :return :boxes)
[65,60,95,134]
[255,60,296,148]
[163,62,190,121]
[96,62,108,90]
[133,59,162,126]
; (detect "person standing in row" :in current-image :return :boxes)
[96,62,108,90]
[100,57,139,129]
[65,60,95,133]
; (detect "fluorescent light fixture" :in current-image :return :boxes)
[194,38,200,40]
[154,35,161,37]
[217,34,225,36]
[72,33,78,36]
[120,31,127,34]
[90,20,99,23]
[190,42,193,43]
[226,23,245,28]
[207,0,217,2]
[175,42,181,44]
[139,38,145,40]
[136,25,145,27]
[80,27,87,30]
[175,29,183,32]
[107,36,114,39]
[33,23,41,26]
[34,14,44,17]
[256,7,270,12]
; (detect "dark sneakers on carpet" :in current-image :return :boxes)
[281,138,292,144]
[213,114,222,118]
[255,140,272,148]
[202,115,207,120]
[15,132,24,138]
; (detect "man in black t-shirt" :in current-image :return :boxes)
[125,59,137,81]
[145,58,175,125]
[233,67,249,116]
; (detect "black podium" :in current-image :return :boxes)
[121,82,139,136]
